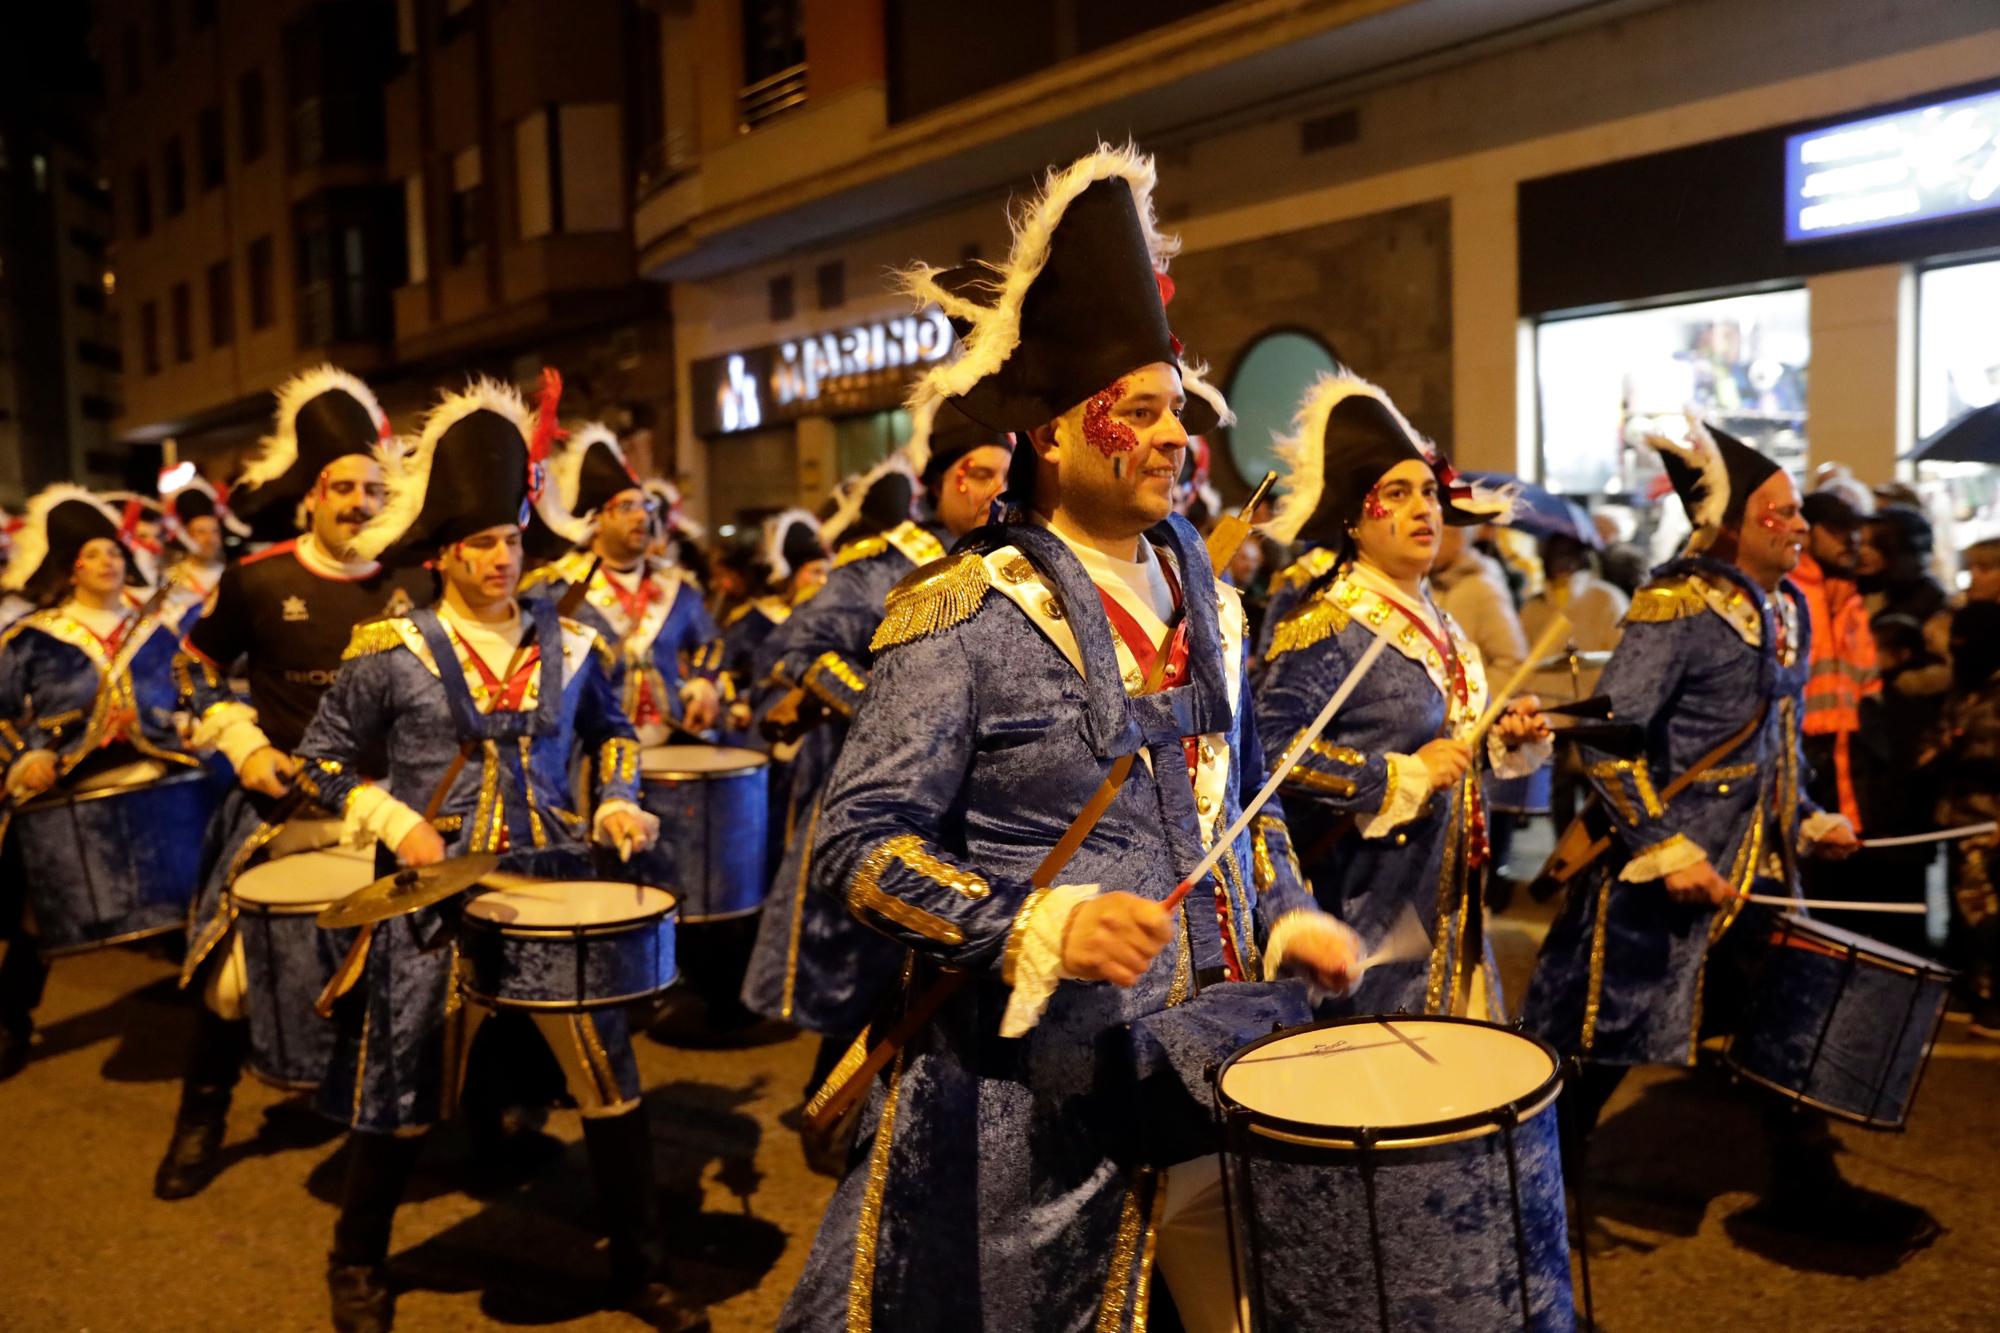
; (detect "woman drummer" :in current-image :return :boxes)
[0,486,207,1077]
[1255,372,1549,1019]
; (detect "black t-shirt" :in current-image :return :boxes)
[187,541,435,755]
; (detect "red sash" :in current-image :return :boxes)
[1369,589,1489,869]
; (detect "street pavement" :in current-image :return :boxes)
[4,884,1999,1330]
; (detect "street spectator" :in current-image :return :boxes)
[1593,505,1648,596]
[1796,493,1878,829]
[1521,532,1628,839]
[1962,537,2000,604]
[1923,603,2000,1036]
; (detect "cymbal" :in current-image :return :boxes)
[317,853,501,928]
[1532,649,1614,671]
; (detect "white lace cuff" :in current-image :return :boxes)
[1264,909,1362,997]
[592,799,660,854]
[1487,730,1553,780]
[191,702,275,772]
[1361,753,1430,839]
[1618,832,1707,883]
[1801,811,1852,847]
[343,783,427,856]
[998,883,1101,1039]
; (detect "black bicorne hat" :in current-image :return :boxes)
[0,486,139,597]
[902,145,1230,444]
[564,425,643,518]
[761,508,826,587]
[822,459,918,550]
[909,394,1010,490]
[232,365,388,541]
[1647,414,1782,535]
[1267,372,1515,548]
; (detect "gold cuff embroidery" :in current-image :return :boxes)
[1002,886,1054,986]
[849,835,974,946]
[1308,739,1365,767]
[1250,816,1279,892]
[598,737,641,788]
[802,652,866,716]
[1287,767,1359,797]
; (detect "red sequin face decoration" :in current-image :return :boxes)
[1361,485,1391,522]
[1754,503,1790,533]
[1082,378,1140,458]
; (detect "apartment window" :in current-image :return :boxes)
[123,27,142,94]
[514,104,623,241]
[154,0,176,66]
[447,146,483,264]
[248,235,274,330]
[768,274,794,322]
[816,261,845,311]
[198,105,225,190]
[191,0,216,28]
[739,0,806,131]
[295,189,402,346]
[72,282,107,314]
[129,165,153,238]
[239,70,266,163]
[207,259,233,347]
[141,300,160,374]
[163,136,186,216]
[171,282,193,362]
[403,173,427,284]
[77,339,122,372]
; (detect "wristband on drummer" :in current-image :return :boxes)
[344,783,427,853]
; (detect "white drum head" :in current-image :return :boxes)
[640,745,766,779]
[232,847,379,908]
[466,880,674,927]
[1221,1019,1556,1138]
[70,759,172,793]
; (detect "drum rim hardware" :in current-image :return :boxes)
[19,762,211,810]
[456,883,680,1013]
[461,885,678,937]
[637,745,770,783]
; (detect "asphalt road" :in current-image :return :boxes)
[3,887,1998,1331]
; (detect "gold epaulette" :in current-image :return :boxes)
[341,618,410,661]
[563,617,615,672]
[1625,575,1707,625]
[1275,547,1339,592]
[1265,589,1351,661]
[519,564,562,592]
[870,552,993,652]
[834,535,891,569]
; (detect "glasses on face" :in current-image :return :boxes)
[603,498,657,519]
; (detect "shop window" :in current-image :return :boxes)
[1535,288,1809,498]
[1224,328,1339,491]
[1917,258,2000,444]
[835,408,912,481]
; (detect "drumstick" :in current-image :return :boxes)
[1162,635,1390,915]
[1738,893,1929,914]
[1860,822,1997,849]
[1467,612,1572,748]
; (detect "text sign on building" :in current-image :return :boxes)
[1786,87,2000,242]
[690,309,955,436]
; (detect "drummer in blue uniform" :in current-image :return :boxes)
[1255,371,1549,1021]
[777,144,1358,1331]
[1519,418,1875,1235]
[294,376,705,1333]
[0,487,207,1078]
[520,423,722,746]
[739,391,1013,1127]
[153,366,433,1201]
[717,509,826,741]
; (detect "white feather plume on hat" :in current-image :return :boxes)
[760,507,823,587]
[237,364,389,494]
[549,421,629,516]
[162,474,252,540]
[821,452,916,550]
[348,376,588,561]
[1,484,122,592]
[897,141,1232,431]
[1644,409,1731,534]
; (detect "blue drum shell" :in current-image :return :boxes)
[18,767,222,955]
[458,904,679,1012]
[1727,928,1949,1128]
[629,758,768,922]
[234,903,343,1089]
[1225,1103,1573,1332]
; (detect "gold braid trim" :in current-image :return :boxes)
[802,652,867,716]
[341,619,410,661]
[1624,575,1707,624]
[870,552,992,652]
[1265,590,1351,660]
[886,521,947,568]
[849,834,971,945]
[833,534,891,568]
[1250,815,1280,892]
[598,736,641,788]
[1287,767,1358,797]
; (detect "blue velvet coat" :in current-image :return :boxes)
[522,550,720,727]
[778,514,1317,1333]
[1254,564,1511,1018]
[740,520,947,1033]
[1520,557,1818,1067]
[0,607,191,777]
[293,601,646,1132]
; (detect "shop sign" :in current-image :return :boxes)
[1786,86,2000,242]
[690,309,955,435]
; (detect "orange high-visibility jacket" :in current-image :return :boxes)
[1792,553,1880,825]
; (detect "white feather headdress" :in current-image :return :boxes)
[237,365,389,495]
[761,507,823,587]
[898,141,1233,431]
[348,376,587,561]
[1,485,122,592]
[821,452,917,549]
[162,474,252,540]
[1643,409,1731,535]
[548,421,626,517]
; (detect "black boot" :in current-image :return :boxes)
[154,1011,251,1200]
[581,1108,709,1333]
[327,1131,424,1333]
[0,932,47,1081]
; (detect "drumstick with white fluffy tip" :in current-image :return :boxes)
[1161,636,1389,916]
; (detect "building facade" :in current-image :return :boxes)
[638,0,2000,549]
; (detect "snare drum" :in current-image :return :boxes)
[229,848,377,1089]
[18,760,222,955]
[458,880,678,1011]
[1216,1016,1574,1333]
[1725,915,1952,1129]
[630,745,768,922]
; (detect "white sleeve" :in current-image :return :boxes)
[997,883,1102,1038]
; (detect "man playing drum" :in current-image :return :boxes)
[294,376,703,1333]
[1520,420,1876,1235]
[1255,372,1550,1021]
[0,486,207,1077]
[774,145,1357,1332]
[521,422,722,746]
[155,366,433,1200]
[739,390,1013,1131]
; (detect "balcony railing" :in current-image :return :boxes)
[737,63,807,133]
[635,128,700,201]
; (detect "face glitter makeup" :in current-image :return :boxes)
[1362,485,1391,522]
[1755,503,1790,533]
[1082,378,1140,459]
